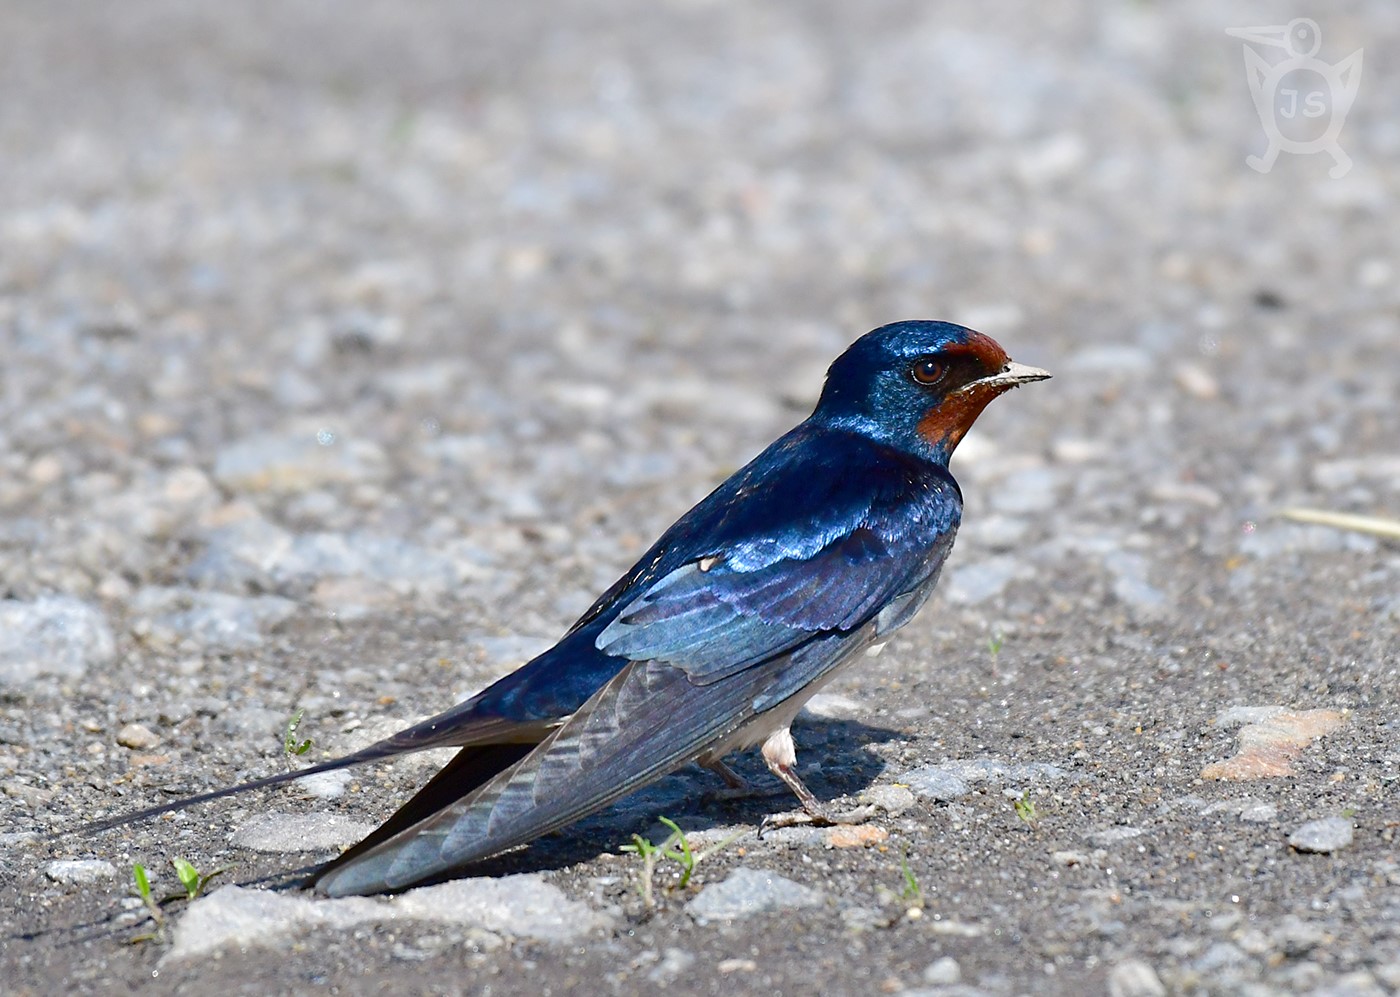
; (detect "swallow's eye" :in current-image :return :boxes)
[909,358,946,386]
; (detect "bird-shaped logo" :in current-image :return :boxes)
[1226,18,1362,178]
[87,321,1050,896]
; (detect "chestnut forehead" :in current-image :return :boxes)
[934,332,1009,369]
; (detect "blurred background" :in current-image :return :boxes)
[0,0,1395,716]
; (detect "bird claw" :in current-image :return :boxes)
[759,802,879,835]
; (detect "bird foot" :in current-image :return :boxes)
[760,802,879,833]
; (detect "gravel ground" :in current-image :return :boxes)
[2,2,1397,994]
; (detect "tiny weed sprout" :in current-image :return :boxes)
[620,816,744,910]
[130,863,165,944]
[987,632,1005,657]
[171,857,227,900]
[898,849,923,908]
[284,708,312,758]
[172,857,200,899]
[130,858,230,943]
[1014,791,1038,827]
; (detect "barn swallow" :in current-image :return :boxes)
[89,321,1048,896]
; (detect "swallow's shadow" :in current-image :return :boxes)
[384,713,902,886]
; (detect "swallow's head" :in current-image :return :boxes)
[815,320,1050,461]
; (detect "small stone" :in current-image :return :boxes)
[0,596,116,685]
[1101,551,1167,611]
[927,919,985,938]
[1288,817,1354,854]
[861,784,916,817]
[1068,345,1151,374]
[1051,437,1107,464]
[648,948,695,984]
[825,824,889,849]
[1316,970,1385,996]
[1173,363,1220,400]
[116,723,161,750]
[1214,706,1286,728]
[1107,958,1167,997]
[716,958,758,974]
[130,587,298,652]
[3,781,56,807]
[1088,826,1146,847]
[923,956,962,985]
[1373,962,1400,991]
[1239,803,1277,824]
[297,769,352,800]
[1203,709,1346,781]
[685,868,823,921]
[166,875,610,962]
[392,876,613,943]
[230,813,378,853]
[989,467,1059,514]
[45,859,119,885]
[903,767,970,802]
[840,906,884,931]
[1147,481,1222,508]
[1051,850,1091,867]
[213,428,388,493]
[944,557,1025,605]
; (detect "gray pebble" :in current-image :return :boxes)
[184,516,294,591]
[1239,803,1278,824]
[1107,958,1167,997]
[903,767,971,801]
[0,596,116,684]
[3,781,55,807]
[1288,817,1354,854]
[903,759,1072,802]
[273,531,464,593]
[960,514,1030,550]
[129,587,298,651]
[45,859,119,885]
[1214,706,1285,727]
[392,876,614,943]
[297,769,352,800]
[1102,551,1168,611]
[1193,941,1249,972]
[943,556,1026,605]
[923,956,963,985]
[1308,970,1387,996]
[167,875,609,962]
[230,812,378,853]
[861,784,916,817]
[989,467,1059,514]
[1088,826,1147,847]
[116,722,161,750]
[1068,345,1152,374]
[685,867,823,921]
[213,429,387,493]
[647,947,696,984]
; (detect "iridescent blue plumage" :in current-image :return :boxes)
[87,320,1048,897]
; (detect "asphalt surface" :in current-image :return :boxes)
[1,2,1396,994]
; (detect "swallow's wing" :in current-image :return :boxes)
[595,526,924,680]
[313,457,961,895]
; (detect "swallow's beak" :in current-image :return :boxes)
[966,361,1052,394]
[1225,24,1291,50]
